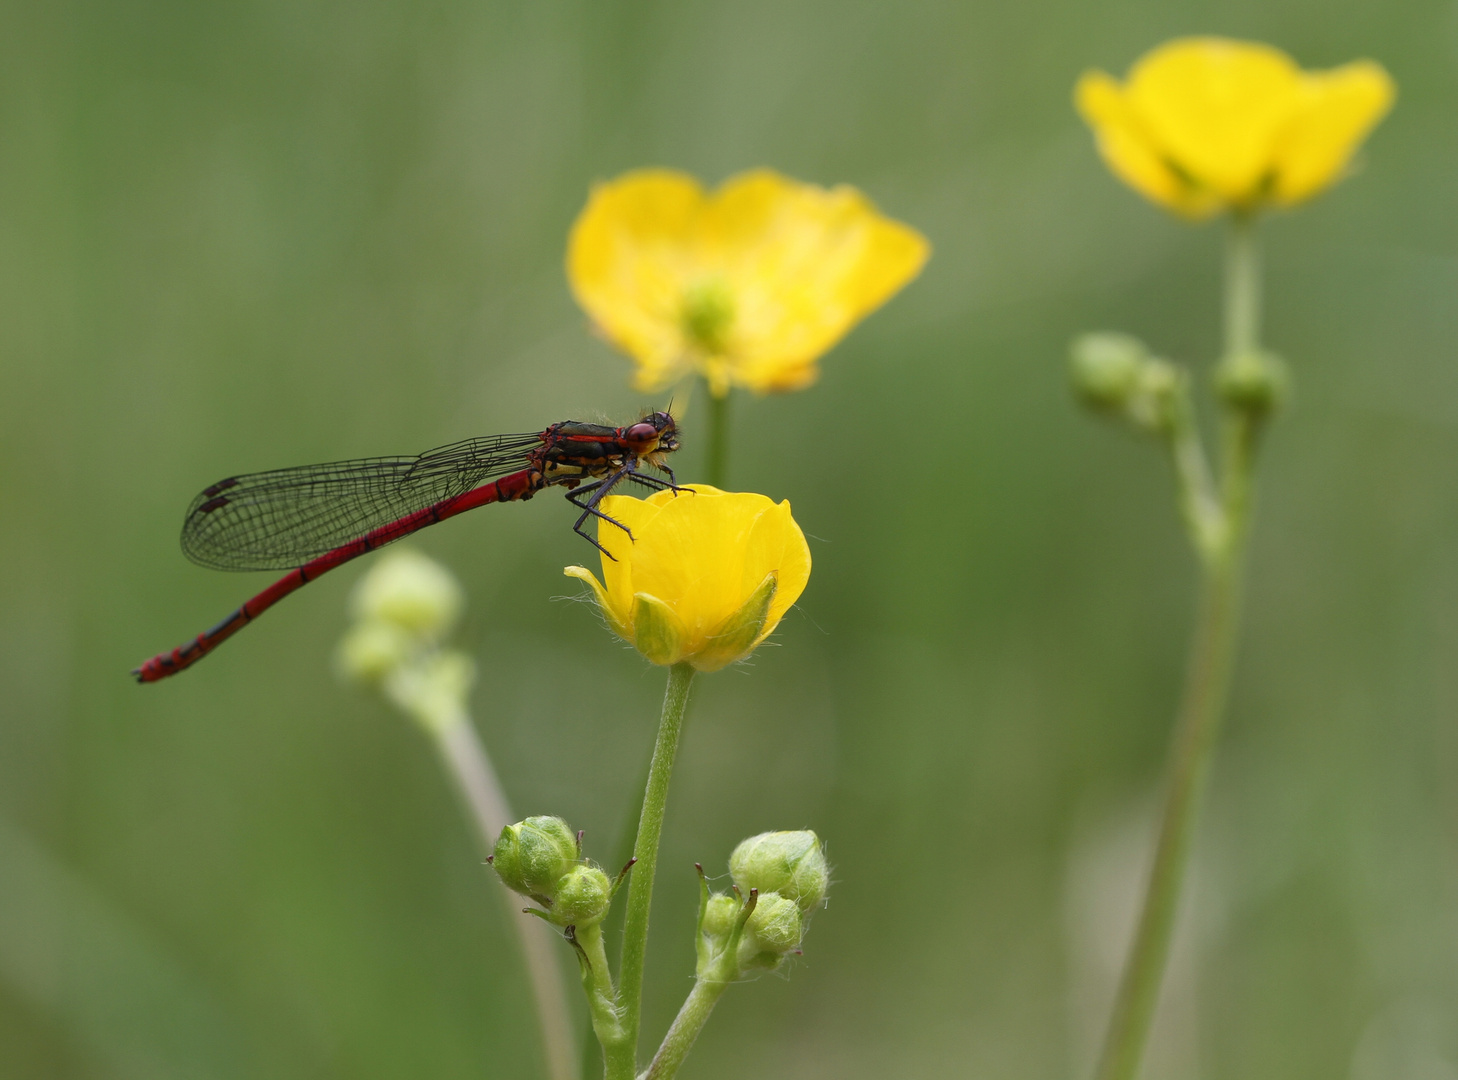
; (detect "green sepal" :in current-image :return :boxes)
[693,571,777,672]
[631,592,685,666]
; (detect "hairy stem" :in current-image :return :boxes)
[603,663,697,1080]
[642,977,729,1080]
[571,922,625,1049]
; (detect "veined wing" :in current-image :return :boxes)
[181,432,545,571]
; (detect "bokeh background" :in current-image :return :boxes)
[2,2,1456,1078]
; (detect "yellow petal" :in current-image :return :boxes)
[1124,38,1306,205]
[593,489,670,620]
[622,489,754,651]
[566,168,927,395]
[563,565,629,639]
[1272,61,1396,205]
[739,498,810,642]
[566,169,706,391]
[1075,70,1219,219]
[707,170,930,394]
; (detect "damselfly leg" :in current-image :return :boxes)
[566,462,689,558]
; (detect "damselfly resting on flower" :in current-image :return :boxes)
[134,411,682,683]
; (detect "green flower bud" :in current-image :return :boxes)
[551,865,612,927]
[1215,349,1288,417]
[349,548,464,639]
[1125,357,1182,434]
[744,892,801,952]
[335,621,416,684]
[1070,333,1148,410]
[1069,331,1192,435]
[729,831,828,914]
[734,893,802,971]
[492,816,578,901]
[700,893,741,939]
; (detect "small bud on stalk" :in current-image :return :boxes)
[553,865,613,928]
[728,830,829,913]
[493,816,580,904]
[1070,333,1147,410]
[492,816,619,929]
[1215,348,1288,418]
[737,893,803,971]
[349,547,464,639]
[1069,333,1182,435]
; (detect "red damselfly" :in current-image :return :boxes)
[134,411,681,683]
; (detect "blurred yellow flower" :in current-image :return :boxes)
[564,486,810,672]
[566,169,929,396]
[1075,37,1395,218]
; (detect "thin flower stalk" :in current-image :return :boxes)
[1092,214,1262,1080]
[604,662,697,1080]
[430,707,580,1080]
[704,389,731,489]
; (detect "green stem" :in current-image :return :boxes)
[572,922,625,1049]
[1090,557,1242,1080]
[1164,375,1222,563]
[1223,212,1260,362]
[641,978,729,1080]
[1092,213,1263,1080]
[704,386,730,489]
[580,756,655,1080]
[603,662,698,1080]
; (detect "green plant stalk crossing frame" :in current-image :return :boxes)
[602,662,698,1080]
[1093,213,1266,1080]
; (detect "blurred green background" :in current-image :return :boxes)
[2,1,1455,1077]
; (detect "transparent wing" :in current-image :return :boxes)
[180,432,544,571]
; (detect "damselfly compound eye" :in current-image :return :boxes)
[624,422,659,446]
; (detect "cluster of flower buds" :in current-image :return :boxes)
[491,816,616,929]
[1069,332,1184,435]
[697,831,829,979]
[335,548,475,731]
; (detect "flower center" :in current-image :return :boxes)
[680,279,736,355]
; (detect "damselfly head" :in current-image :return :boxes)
[625,410,680,458]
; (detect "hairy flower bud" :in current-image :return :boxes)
[1215,349,1288,417]
[349,548,464,639]
[492,816,578,901]
[335,621,415,684]
[1070,333,1147,410]
[551,865,613,928]
[729,831,828,914]
[700,893,741,939]
[746,891,804,950]
[1070,333,1184,435]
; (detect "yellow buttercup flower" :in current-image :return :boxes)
[564,486,810,672]
[566,169,929,397]
[1076,37,1395,218]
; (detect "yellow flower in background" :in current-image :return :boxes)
[564,486,810,672]
[1076,37,1395,218]
[567,169,929,397]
